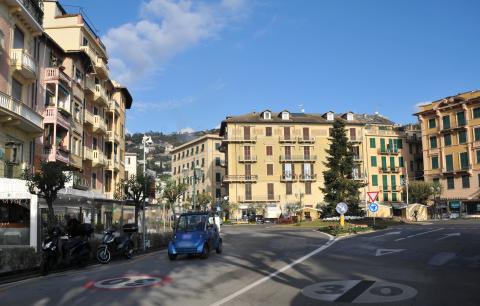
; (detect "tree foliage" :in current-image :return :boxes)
[321,119,365,217]
[24,162,70,225]
[407,180,442,205]
[121,173,154,225]
[160,180,187,222]
[197,192,213,212]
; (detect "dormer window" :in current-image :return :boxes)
[327,112,334,121]
[346,113,354,121]
[263,111,271,120]
[281,111,290,120]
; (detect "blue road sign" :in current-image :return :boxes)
[368,202,379,213]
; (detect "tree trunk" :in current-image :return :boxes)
[134,203,139,226]
[171,201,177,222]
[47,199,55,226]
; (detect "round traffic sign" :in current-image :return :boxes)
[368,202,379,213]
[302,280,417,303]
[336,202,348,215]
[86,275,171,290]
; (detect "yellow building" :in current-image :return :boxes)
[171,134,226,211]
[415,90,480,216]
[219,110,422,220]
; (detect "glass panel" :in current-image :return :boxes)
[0,199,30,246]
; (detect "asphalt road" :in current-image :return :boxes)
[0,220,479,306]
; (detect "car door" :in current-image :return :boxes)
[207,215,217,248]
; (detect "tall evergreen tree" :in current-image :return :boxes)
[321,119,364,216]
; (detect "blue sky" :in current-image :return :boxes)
[60,0,480,133]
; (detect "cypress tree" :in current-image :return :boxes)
[321,119,364,216]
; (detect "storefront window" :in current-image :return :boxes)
[0,199,30,245]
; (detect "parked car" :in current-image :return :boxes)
[248,214,264,224]
[168,212,222,260]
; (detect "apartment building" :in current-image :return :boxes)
[219,110,421,220]
[416,90,480,216]
[125,152,137,179]
[171,134,226,211]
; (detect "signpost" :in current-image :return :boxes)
[336,202,348,227]
[367,191,380,227]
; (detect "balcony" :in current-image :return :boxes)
[237,195,281,203]
[84,109,95,126]
[95,57,109,79]
[80,45,96,63]
[92,115,106,133]
[83,147,93,161]
[92,150,106,167]
[352,155,362,163]
[43,106,70,129]
[44,67,71,85]
[391,185,403,192]
[440,123,467,133]
[106,130,119,143]
[279,136,297,143]
[223,136,257,143]
[7,0,44,28]
[406,135,421,143]
[378,167,400,173]
[280,174,297,182]
[10,49,37,81]
[94,84,108,105]
[377,149,400,155]
[0,91,43,132]
[69,153,82,170]
[108,100,120,115]
[298,136,316,143]
[442,165,472,175]
[299,173,317,182]
[348,136,362,143]
[85,75,95,94]
[223,175,258,183]
[280,155,317,162]
[238,155,257,163]
[106,158,120,172]
[73,175,90,191]
[43,146,69,164]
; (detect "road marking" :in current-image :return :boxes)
[375,249,405,257]
[85,275,172,290]
[436,233,461,241]
[209,234,336,306]
[394,228,443,242]
[302,280,417,303]
[428,252,456,266]
[370,231,401,239]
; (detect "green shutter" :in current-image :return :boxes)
[432,156,439,169]
[459,131,467,144]
[392,192,397,202]
[383,192,389,202]
[391,175,396,190]
[443,116,450,129]
[399,156,404,167]
[382,175,388,191]
[371,156,377,167]
[388,139,394,151]
[381,156,387,171]
[446,155,453,171]
[390,156,395,170]
[428,118,436,128]
[457,111,466,126]
[477,150,480,164]
[444,134,451,146]
[474,108,480,119]
[380,138,386,152]
[430,136,437,148]
[460,152,469,169]
[370,138,376,148]
[372,175,378,186]
[475,128,480,141]
[398,139,403,149]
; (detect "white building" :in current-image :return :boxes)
[125,152,137,179]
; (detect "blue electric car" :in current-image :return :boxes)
[168,212,222,260]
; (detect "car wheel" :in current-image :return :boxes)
[201,244,209,259]
[216,239,223,254]
[168,253,177,261]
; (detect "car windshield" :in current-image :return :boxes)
[176,215,207,232]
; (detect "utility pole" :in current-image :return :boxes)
[141,135,152,250]
[405,162,409,206]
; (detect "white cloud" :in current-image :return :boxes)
[103,0,248,85]
[134,97,195,112]
[179,127,195,134]
[414,101,431,113]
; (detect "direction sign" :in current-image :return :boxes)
[368,202,379,213]
[367,191,379,203]
[336,202,348,215]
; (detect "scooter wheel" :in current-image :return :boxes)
[97,247,111,264]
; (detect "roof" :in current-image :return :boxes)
[171,134,222,153]
[414,89,480,115]
[114,84,133,109]
[219,111,396,134]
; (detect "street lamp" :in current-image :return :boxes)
[141,135,153,251]
[182,166,204,211]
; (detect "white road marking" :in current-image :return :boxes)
[394,228,443,242]
[370,231,401,239]
[375,249,405,257]
[209,234,336,306]
[428,252,456,266]
[436,233,461,241]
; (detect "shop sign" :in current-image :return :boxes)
[449,201,461,209]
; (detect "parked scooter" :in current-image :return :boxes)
[40,223,93,275]
[96,223,137,264]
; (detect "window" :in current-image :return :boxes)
[475,127,480,142]
[202,158,205,167]
[267,164,273,176]
[473,107,480,119]
[428,118,436,129]
[263,111,271,119]
[267,183,274,200]
[216,189,221,198]
[281,112,289,120]
[369,138,376,148]
[13,26,24,49]
[457,111,466,126]
[245,183,252,200]
[444,134,452,146]
[381,156,387,171]
[382,175,388,191]
[391,175,396,190]
[410,160,414,171]
[380,138,386,152]
[286,182,292,195]
[392,192,397,202]
[265,127,272,137]
[399,156,404,167]
[284,127,291,140]
[195,146,199,154]
[215,157,221,166]
[244,126,251,140]
[12,78,22,101]
[82,37,88,46]
[266,146,273,156]
[215,143,221,151]
[371,156,377,167]
[372,175,378,186]
[201,144,205,152]
[305,182,311,195]
[429,136,437,149]
[447,177,455,189]
[92,172,97,189]
[383,192,389,202]
[458,131,467,144]
[477,150,480,164]
[445,154,453,171]
[460,152,469,170]
[216,173,221,182]
[442,115,450,129]
[409,143,413,154]
[0,199,30,245]
[462,175,470,188]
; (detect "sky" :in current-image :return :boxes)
[60,0,480,134]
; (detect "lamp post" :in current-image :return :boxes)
[141,135,153,250]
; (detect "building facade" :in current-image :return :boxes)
[171,134,226,211]
[220,110,422,220]
[124,152,137,180]
[416,90,480,216]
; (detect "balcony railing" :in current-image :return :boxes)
[298,136,315,143]
[43,146,69,164]
[43,106,70,128]
[93,115,106,132]
[223,136,257,143]
[95,57,109,77]
[280,174,297,182]
[348,136,362,143]
[238,155,257,162]
[442,164,472,174]
[377,148,399,155]
[279,136,297,143]
[299,173,317,181]
[108,100,120,114]
[378,167,400,173]
[44,67,71,85]
[352,155,362,162]
[73,176,90,191]
[440,123,467,133]
[85,75,95,93]
[280,155,317,162]
[0,91,43,130]
[223,175,258,182]
[92,150,105,166]
[237,195,281,203]
[19,0,44,26]
[83,147,93,160]
[94,84,108,104]
[10,49,37,80]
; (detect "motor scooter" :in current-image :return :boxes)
[96,223,137,264]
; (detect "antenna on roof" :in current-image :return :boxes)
[298,104,305,113]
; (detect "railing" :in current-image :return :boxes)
[299,174,317,181]
[377,149,399,155]
[83,147,93,160]
[95,84,107,102]
[237,195,281,202]
[223,175,258,182]
[73,175,90,191]
[10,49,37,75]
[238,155,257,162]
[84,110,94,125]
[93,115,106,131]
[223,135,257,142]
[43,106,70,128]
[0,91,43,129]
[45,67,70,84]
[69,153,82,168]
[80,45,96,62]
[443,164,472,173]
[352,155,362,162]
[378,167,400,173]
[43,146,69,164]
[85,75,95,92]
[280,155,317,162]
[298,136,315,143]
[348,136,361,142]
[280,174,297,181]
[20,0,44,26]
[92,150,105,165]
[279,136,297,143]
[96,57,109,73]
[108,100,120,112]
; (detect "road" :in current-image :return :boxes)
[0,220,479,306]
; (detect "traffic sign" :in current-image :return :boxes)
[336,202,348,215]
[367,191,379,203]
[368,202,379,213]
